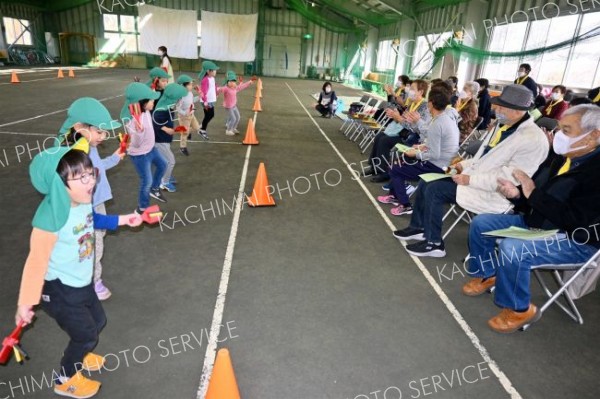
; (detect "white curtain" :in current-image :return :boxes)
[138,4,198,59]
[200,10,258,62]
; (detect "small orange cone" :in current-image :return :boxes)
[247,163,276,207]
[68,67,75,78]
[10,70,20,83]
[242,118,258,145]
[255,87,262,98]
[57,68,64,79]
[206,349,241,399]
[257,78,263,90]
[252,97,262,112]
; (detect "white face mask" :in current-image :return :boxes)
[407,90,417,100]
[551,92,562,101]
[159,51,164,56]
[553,130,592,155]
[325,87,331,93]
[518,71,527,78]
[458,90,469,99]
[495,111,510,124]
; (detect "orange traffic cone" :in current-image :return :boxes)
[206,349,241,399]
[68,67,75,78]
[57,68,64,79]
[257,78,263,90]
[252,97,262,112]
[10,70,20,83]
[255,87,262,98]
[242,119,258,145]
[247,163,276,207]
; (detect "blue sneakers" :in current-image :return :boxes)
[160,182,177,193]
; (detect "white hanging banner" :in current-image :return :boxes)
[200,10,258,62]
[138,4,198,59]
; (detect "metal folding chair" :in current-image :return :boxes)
[522,249,600,330]
[343,98,379,137]
[339,95,370,132]
[349,101,389,143]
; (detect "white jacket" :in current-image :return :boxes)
[456,117,549,214]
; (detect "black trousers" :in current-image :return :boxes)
[42,279,106,377]
[315,103,332,116]
[201,105,215,130]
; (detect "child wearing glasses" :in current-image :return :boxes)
[59,98,125,301]
[15,141,142,399]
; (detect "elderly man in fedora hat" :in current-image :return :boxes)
[393,84,549,257]
[462,104,600,333]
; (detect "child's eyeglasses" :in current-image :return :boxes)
[68,167,99,185]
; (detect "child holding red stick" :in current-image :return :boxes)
[15,140,142,398]
[58,98,124,301]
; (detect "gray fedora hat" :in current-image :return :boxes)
[490,84,533,110]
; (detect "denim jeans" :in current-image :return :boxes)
[41,280,106,378]
[130,147,167,209]
[390,161,443,205]
[467,213,598,311]
[409,179,458,243]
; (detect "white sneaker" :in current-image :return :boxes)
[225,130,235,136]
[233,128,240,134]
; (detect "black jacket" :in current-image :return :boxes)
[477,89,492,130]
[514,76,538,101]
[513,148,600,248]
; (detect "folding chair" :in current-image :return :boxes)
[459,117,484,147]
[522,248,600,330]
[349,101,389,143]
[359,115,391,154]
[339,95,370,132]
[343,98,379,137]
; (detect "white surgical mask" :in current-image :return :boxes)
[407,90,417,100]
[458,90,469,99]
[552,130,592,155]
[518,71,527,78]
[551,92,562,101]
[495,111,509,124]
[325,87,331,93]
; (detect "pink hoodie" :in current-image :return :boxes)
[217,81,253,108]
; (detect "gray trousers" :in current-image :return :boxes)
[155,142,175,184]
[225,106,241,131]
[93,202,106,284]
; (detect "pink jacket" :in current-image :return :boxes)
[217,81,253,108]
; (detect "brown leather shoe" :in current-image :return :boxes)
[462,277,496,296]
[488,304,540,334]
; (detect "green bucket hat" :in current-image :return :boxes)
[155,83,188,111]
[58,97,121,136]
[177,74,194,85]
[145,67,171,87]
[223,71,237,85]
[198,60,219,78]
[120,82,161,121]
[29,138,89,232]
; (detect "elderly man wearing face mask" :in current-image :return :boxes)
[462,104,600,333]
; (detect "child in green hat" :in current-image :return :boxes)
[147,66,171,95]
[217,71,254,135]
[58,97,124,301]
[153,83,188,192]
[198,60,220,140]
[121,82,168,211]
[15,142,142,398]
[175,74,202,155]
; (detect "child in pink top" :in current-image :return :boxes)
[217,71,254,136]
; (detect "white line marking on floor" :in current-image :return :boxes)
[0,131,54,137]
[0,95,124,128]
[286,82,523,399]
[196,144,252,399]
